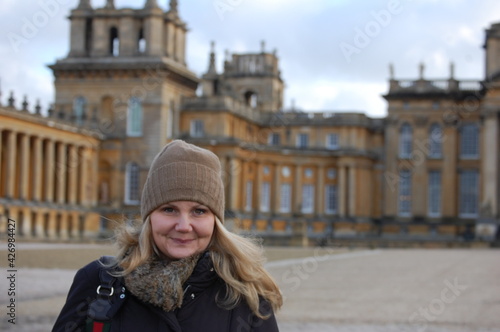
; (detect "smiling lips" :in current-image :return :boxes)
[172,238,194,244]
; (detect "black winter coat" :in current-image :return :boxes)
[52,254,279,332]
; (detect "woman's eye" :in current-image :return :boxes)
[162,207,175,213]
[194,209,206,215]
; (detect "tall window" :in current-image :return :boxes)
[301,185,314,214]
[125,162,140,205]
[280,183,291,213]
[399,123,412,158]
[326,133,339,150]
[325,185,338,214]
[245,181,253,212]
[110,27,119,56]
[138,28,146,53]
[428,171,441,217]
[260,182,270,212]
[269,133,280,146]
[460,124,479,159]
[398,170,411,216]
[190,119,204,138]
[73,96,87,126]
[127,97,143,136]
[429,123,442,158]
[459,170,479,217]
[297,133,309,149]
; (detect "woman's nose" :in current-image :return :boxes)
[175,214,192,232]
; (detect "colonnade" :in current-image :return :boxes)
[0,127,99,238]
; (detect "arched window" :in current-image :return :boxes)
[429,123,442,158]
[125,162,140,205]
[110,27,119,56]
[73,96,87,126]
[460,123,479,159]
[399,123,412,158]
[138,28,146,53]
[127,97,143,136]
[244,91,258,108]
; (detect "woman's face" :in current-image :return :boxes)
[150,200,215,260]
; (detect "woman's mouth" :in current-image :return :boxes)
[172,238,194,245]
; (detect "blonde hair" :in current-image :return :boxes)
[112,216,282,319]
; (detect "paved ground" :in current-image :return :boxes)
[0,243,499,331]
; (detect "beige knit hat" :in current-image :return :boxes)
[141,140,225,222]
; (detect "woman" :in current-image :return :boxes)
[52,140,282,332]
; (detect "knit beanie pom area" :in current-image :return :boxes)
[141,140,225,223]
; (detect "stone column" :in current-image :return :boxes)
[119,16,136,56]
[316,166,325,215]
[45,140,55,202]
[412,116,429,217]
[91,19,108,57]
[5,131,17,198]
[165,22,175,58]
[256,162,262,212]
[293,165,302,214]
[46,211,56,239]
[56,143,67,204]
[229,158,241,211]
[442,124,458,217]
[273,164,281,213]
[21,208,31,239]
[481,112,499,219]
[339,166,347,217]
[68,145,79,205]
[383,117,399,217]
[0,129,3,195]
[59,213,69,240]
[33,211,44,238]
[32,137,43,201]
[79,147,89,206]
[144,9,164,56]
[348,166,357,217]
[86,147,99,206]
[19,134,30,200]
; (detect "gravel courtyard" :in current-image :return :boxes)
[0,243,499,332]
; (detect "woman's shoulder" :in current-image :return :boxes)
[73,256,120,285]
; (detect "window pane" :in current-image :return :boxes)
[325,185,338,214]
[127,98,142,136]
[280,183,291,213]
[245,181,253,212]
[460,124,479,158]
[428,171,441,216]
[459,170,478,217]
[297,133,309,148]
[190,120,204,138]
[73,97,87,126]
[125,162,139,204]
[429,124,442,158]
[398,170,411,216]
[326,134,339,150]
[301,184,314,214]
[260,182,270,212]
[399,124,412,158]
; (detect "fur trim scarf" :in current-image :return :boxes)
[124,253,202,312]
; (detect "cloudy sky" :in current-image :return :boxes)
[1,0,500,118]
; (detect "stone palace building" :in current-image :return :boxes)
[1,0,499,245]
